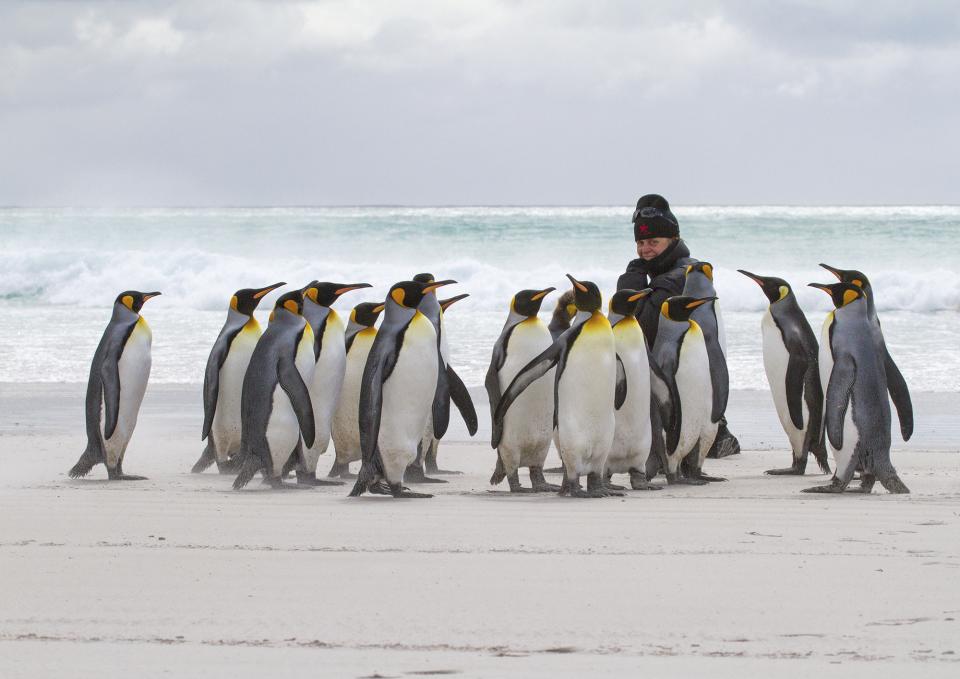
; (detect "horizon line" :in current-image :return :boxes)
[2,203,960,209]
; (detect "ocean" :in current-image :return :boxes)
[1,206,957,391]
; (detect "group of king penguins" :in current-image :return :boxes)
[68,261,913,498]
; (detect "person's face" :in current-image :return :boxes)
[636,237,672,260]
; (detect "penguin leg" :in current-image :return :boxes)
[603,469,627,491]
[389,482,433,499]
[507,470,535,493]
[629,468,662,490]
[680,454,724,483]
[108,460,147,481]
[765,455,807,476]
[558,474,590,498]
[327,460,357,479]
[368,481,393,495]
[191,441,217,474]
[404,462,448,484]
[424,440,462,475]
[845,473,876,494]
[878,473,910,494]
[587,472,623,498]
[295,470,345,487]
[216,457,241,475]
[266,476,313,490]
[529,466,561,493]
[801,476,849,494]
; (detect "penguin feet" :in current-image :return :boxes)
[529,467,561,493]
[558,477,591,498]
[404,466,448,484]
[543,466,565,475]
[801,477,848,494]
[216,459,241,475]
[506,471,535,493]
[629,470,662,490]
[296,471,345,487]
[369,481,394,495]
[765,463,806,476]
[587,473,624,497]
[879,474,910,494]
[326,461,357,479]
[107,467,147,481]
[389,482,433,499]
[425,463,463,475]
[666,473,708,486]
[267,477,313,490]
[694,473,727,482]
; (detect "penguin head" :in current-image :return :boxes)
[439,293,470,313]
[566,274,602,313]
[609,288,651,318]
[270,290,305,321]
[660,295,715,322]
[511,287,555,317]
[351,301,385,328]
[116,290,161,313]
[302,281,372,307]
[738,270,791,304]
[808,282,866,309]
[388,279,456,310]
[231,282,285,316]
[685,262,714,281]
[819,263,871,291]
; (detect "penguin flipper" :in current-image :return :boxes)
[492,338,567,449]
[357,332,399,480]
[784,352,808,431]
[825,354,857,451]
[705,329,729,423]
[447,365,478,436]
[614,354,628,410]
[802,358,830,473]
[651,345,682,453]
[100,357,122,441]
[883,349,913,441]
[484,333,510,420]
[201,329,236,441]
[278,357,315,448]
[431,354,452,440]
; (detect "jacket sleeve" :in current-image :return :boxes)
[616,269,648,292]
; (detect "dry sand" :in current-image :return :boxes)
[1,383,958,678]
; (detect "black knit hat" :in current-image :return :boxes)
[632,194,679,241]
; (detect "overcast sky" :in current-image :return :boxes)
[1,0,958,206]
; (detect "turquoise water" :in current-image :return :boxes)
[0,206,957,389]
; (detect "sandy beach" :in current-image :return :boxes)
[1,383,958,678]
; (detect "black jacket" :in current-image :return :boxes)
[616,239,697,346]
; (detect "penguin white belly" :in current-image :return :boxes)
[761,312,807,457]
[211,329,259,462]
[673,329,711,461]
[102,319,152,468]
[303,324,347,470]
[556,320,616,476]
[818,314,834,459]
[498,324,555,472]
[608,333,651,473]
[378,315,438,483]
[265,384,300,477]
[295,324,316,384]
[332,332,375,464]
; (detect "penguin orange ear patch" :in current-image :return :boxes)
[122,295,134,310]
[660,301,671,318]
[283,299,300,314]
[304,288,318,302]
[778,285,790,301]
[230,295,239,310]
[842,289,859,306]
[391,288,406,307]
[702,264,713,280]
[685,265,694,275]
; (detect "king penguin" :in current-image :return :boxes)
[192,282,286,474]
[651,296,725,484]
[415,292,474,478]
[493,275,627,498]
[548,289,577,341]
[606,288,663,491]
[738,270,830,475]
[350,278,455,498]
[328,301,385,479]
[295,280,372,486]
[819,263,913,442]
[69,290,161,481]
[404,273,478,482]
[486,286,560,493]
[233,290,317,490]
[802,282,909,494]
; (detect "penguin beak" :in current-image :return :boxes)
[531,287,556,301]
[372,304,385,314]
[422,279,456,294]
[685,296,716,309]
[253,282,286,299]
[627,289,651,303]
[439,293,469,311]
[142,292,162,302]
[565,274,587,293]
[334,283,373,296]
[737,269,766,287]
[819,263,844,281]
[808,283,833,295]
